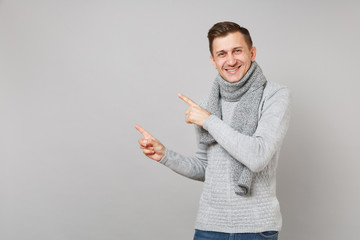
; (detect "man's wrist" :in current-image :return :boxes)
[203,114,217,131]
[158,148,168,164]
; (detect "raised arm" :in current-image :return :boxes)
[159,144,208,181]
[203,87,291,172]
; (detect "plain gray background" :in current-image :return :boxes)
[1,0,360,239]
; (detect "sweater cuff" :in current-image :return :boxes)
[203,114,219,131]
[159,148,169,165]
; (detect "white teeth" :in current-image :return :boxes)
[226,66,240,72]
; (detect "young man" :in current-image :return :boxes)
[136,21,291,240]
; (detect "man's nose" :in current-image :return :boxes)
[227,54,236,66]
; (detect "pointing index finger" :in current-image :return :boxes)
[178,93,196,106]
[135,125,154,139]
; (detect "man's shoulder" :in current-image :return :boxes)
[263,81,290,100]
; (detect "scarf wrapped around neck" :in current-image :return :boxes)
[199,61,267,196]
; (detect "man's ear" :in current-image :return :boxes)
[251,46,257,62]
[210,55,217,69]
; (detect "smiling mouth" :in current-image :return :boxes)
[225,65,241,74]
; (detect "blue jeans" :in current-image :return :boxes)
[193,229,279,240]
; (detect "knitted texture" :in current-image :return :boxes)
[160,80,291,233]
[198,61,266,196]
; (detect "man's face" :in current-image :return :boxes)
[210,31,256,83]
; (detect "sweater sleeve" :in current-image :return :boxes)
[159,143,208,181]
[203,86,291,173]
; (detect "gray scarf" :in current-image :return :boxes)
[199,61,266,196]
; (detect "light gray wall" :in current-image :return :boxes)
[1,0,359,239]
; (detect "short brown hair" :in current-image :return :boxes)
[207,21,253,55]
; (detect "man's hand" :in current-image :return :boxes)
[135,125,166,162]
[178,93,210,127]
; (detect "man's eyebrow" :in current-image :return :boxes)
[215,46,244,54]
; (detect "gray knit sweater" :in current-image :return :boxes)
[160,80,291,233]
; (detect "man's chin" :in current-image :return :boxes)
[225,75,242,83]
[219,73,238,83]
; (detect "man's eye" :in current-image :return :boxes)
[235,49,242,53]
[218,53,225,57]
